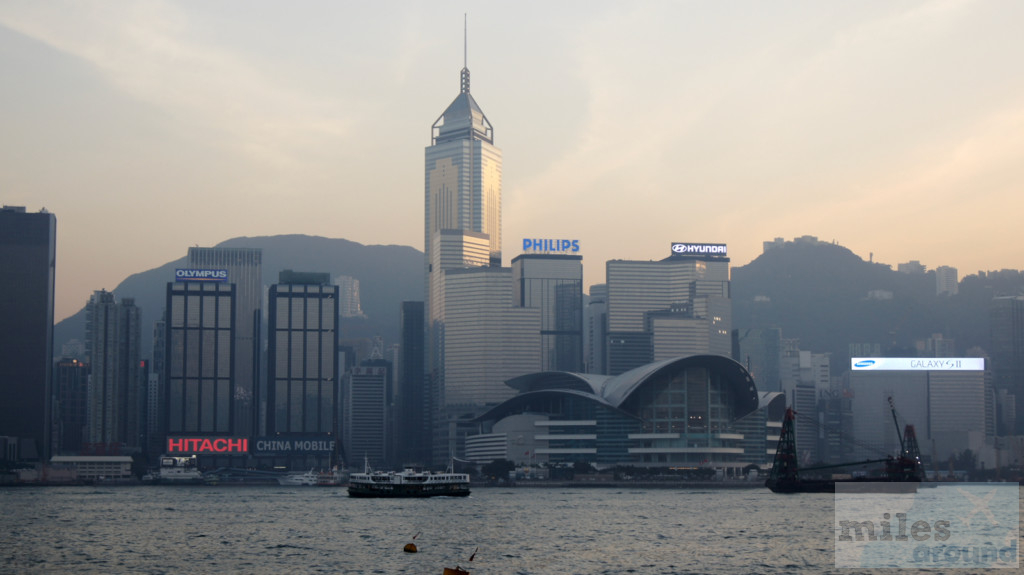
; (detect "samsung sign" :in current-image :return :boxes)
[175,268,228,282]
[671,243,727,256]
[851,357,985,371]
[522,238,580,253]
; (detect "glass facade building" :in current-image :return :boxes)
[473,355,770,469]
[164,281,235,437]
[186,247,262,437]
[511,254,584,372]
[266,273,339,436]
[0,206,56,461]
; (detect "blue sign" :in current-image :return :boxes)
[522,238,580,253]
[175,269,228,282]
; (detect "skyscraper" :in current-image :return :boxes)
[0,206,56,461]
[511,253,584,372]
[85,290,142,450]
[424,51,502,379]
[187,247,262,437]
[266,271,339,437]
[164,280,236,463]
[605,245,731,374]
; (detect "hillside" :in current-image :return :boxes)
[54,235,424,357]
[731,240,1024,372]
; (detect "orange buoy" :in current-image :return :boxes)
[404,543,418,553]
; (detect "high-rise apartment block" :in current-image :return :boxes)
[0,206,56,461]
[85,290,142,450]
[343,365,389,468]
[935,266,958,296]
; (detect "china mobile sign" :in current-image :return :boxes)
[166,437,249,454]
[851,358,985,371]
[252,436,336,456]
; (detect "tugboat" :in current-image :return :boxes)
[766,397,924,493]
[348,458,470,498]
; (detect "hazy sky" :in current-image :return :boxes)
[2,0,1022,323]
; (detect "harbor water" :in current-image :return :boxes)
[1,485,1018,574]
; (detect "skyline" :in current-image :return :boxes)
[2,1,1023,323]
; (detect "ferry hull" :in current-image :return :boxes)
[347,484,470,498]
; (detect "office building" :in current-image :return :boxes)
[935,266,958,296]
[424,49,501,372]
[605,245,731,374]
[511,253,584,372]
[0,206,56,461]
[164,280,236,465]
[397,301,429,465]
[85,291,142,450]
[343,365,389,468]
[991,296,1024,433]
[187,247,262,437]
[585,284,608,374]
[52,358,89,455]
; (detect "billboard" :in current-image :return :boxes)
[851,358,985,371]
[166,437,249,454]
[671,242,727,256]
[252,436,336,456]
[175,268,228,282]
[522,238,580,254]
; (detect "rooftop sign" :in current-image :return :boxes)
[851,358,985,371]
[175,269,228,282]
[522,238,580,254]
[671,243,727,256]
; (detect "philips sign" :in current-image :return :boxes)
[851,357,985,371]
[522,238,580,254]
[175,269,228,282]
[671,243,727,256]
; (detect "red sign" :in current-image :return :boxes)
[166,437,249,454]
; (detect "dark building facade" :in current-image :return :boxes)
[991,296,1024,433]
[511,253,584,373]
[397,301,428,465]
[164,281,237,465]
[53,358,89,455]
[263,271,339,470]
[0,206,56,461]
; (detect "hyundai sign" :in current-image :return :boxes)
[851,357,985,371]
[671,243,727,256]
[522,238,580,254]
[175,269,228,282]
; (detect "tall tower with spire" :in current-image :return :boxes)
[424,26,502,380]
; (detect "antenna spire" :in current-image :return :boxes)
[460,14,470,93]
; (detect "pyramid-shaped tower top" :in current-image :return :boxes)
[431,18,493,145]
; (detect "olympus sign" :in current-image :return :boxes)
[671,243,727,255]
[175,268,228,282]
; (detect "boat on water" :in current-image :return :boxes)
[153,455,205,484]
[348,460,470,498]
[766,398,924,494]
[277,469,319,486]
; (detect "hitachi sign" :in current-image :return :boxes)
[175,268,228,282]
[522,238,580,253]
[671,243,727,255]
[166,437,249,453]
